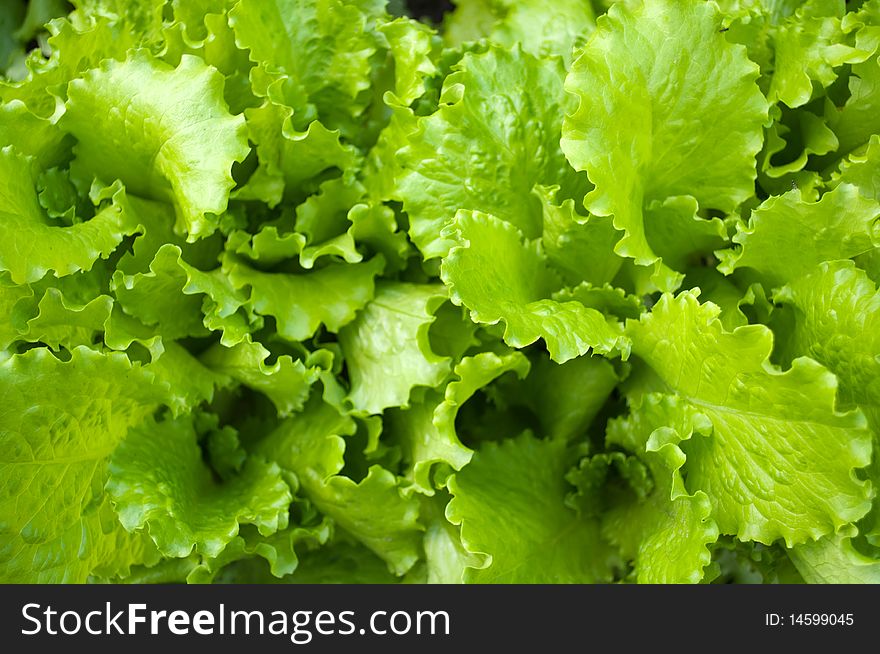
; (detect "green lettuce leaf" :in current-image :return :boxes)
[112,244,212,340]
[63,51,249,239]
[340,282,450,414]
[775,261,880,411]
[627,291,872,545]
[441,210,630,363]
[0,347,165,582]
[387,350,529,494]
[21,288,112,350]
[200,338,321,417]
[255,395,422,575]
[536,184,623,288]
[225,255,384,342]
[107,414,292,559]
[444,0,595,63]
[229,0,387,129]
[0,147,140,284]
[719,183,880,286]
[603,394,719,583]
[561,0,767,290]
[774,261,880,544]
[502,352,619,442]
[446,432,616,583]
[397,45,585,259]
[790,529,880,583]
[769,2,866,108]
[240,98,357,207]
[833,133,880,200]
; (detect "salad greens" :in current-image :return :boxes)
[2,0,880,584]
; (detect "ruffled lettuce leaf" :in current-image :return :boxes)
[0,347,165,582]
[446,432,616,583]
[774,261,880,544]
[441,211,630,363]
[225,254,384,342]
[387,350,529,494]
[340,281,450,414]
[719,183,880,287]
[397,45,586,259]
[444,0,595,63]
[229,0,387,130]
[562,0,767,290]
[62,52,249,240]
[255,395,422,575]
[626,292,872,546]
[107,413,292,559]
[790,529,880,583]
[601,395,719,583]
[0,148,141,284]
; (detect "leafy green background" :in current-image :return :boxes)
[2,0,880,584]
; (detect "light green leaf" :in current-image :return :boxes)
[775,261,880,410]
[441,211,630,363]
[102,305,164,360]
[1,14,135,117]
[536,184,623,288]
[269,541,402,584]
[642,195,728,274]
[759,106,838,180]
[827,53,880,159]
[107,414,291,559]
[22,288,112,349]
[69,0,166,42]
[0,347,165,582]
[380,17,439,107]
[790,529,880,583]
[0,272,35,348]
[295,177,364,268]
[769,3,867,108]
[444,0,595,63]
[225,225,305,266]
[422,494,480,584]
[229,0,386,127]
[397,45,585,259]
[0,101,72,168]
[627,291,872,545]
[446,432,616,583]
[348,202,411,273]
[180,258,262,347]
[509,353,619,441]
[834,133,880,200]
[774,261,880,544]
[112,245,211,340]
[186,520,332,583]
[719,184,880,287]
[0,147,140,284]
[169,0,237,39]
[603,394,719,583]
[684,268,752,331]
[63,51,249,239]
[256,396,423,575]
[226,255,384,342]
[145,342,232,415]
[554,283,643,321]
[340,282,450,414]
[240,99,357,207]
[387,350,529,494]
[200,337,320,417]
[561,0,767,291]
[442,0,495,45]
[15,0,70,42]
